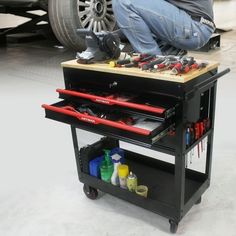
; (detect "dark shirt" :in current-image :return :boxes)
[167,0,214,22]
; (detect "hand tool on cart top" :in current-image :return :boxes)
[110,54,147,68]
[109,53,209,76]
[152,57,179,72]
[76,29,121,64]
[124,54,156,68]
[171,56,195,75]
[141,57,166,71]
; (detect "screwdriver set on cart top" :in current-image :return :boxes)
[108,54,208,75]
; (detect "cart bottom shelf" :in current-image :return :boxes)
[80,150,207,219]
[126,155,204,205]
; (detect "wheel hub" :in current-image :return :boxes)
[77,0,116,32]
[94,1,104,16]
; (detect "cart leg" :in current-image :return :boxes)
[83,184,98,200]
[169,219,179,234]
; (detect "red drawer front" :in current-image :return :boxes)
[56,89,165,115]
[42,104,151,136]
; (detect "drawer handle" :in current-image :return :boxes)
[57,89,115,105]
[42,104,151,136]
[109,81,118,88]
[56,89,165,114]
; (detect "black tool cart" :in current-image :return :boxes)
[42,60,229,233]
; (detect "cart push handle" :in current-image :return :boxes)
[185,68,230,99]
[195,68,230,90]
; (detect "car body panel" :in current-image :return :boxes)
[0,0,41,7]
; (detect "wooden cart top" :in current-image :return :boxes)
[61,59,219,83]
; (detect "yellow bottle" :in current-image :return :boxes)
[118,165,129,189]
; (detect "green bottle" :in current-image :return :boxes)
[100,149,114,183]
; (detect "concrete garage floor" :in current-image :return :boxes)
[0,3,236,236]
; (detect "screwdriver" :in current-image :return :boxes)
[141,57,165,70]
[199,122,204,152]
[195,123,200,158]
[171,62,183,75]
[186,127,191,148]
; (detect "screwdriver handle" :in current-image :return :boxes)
[142,58,165,70]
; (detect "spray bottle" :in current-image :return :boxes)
[111,157,121,186]
[100,150,114,183]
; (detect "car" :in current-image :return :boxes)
[0,0,116,50]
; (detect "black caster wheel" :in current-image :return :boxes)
[169,219,178,234]
[83,184,98,200]
[195,196,202,205]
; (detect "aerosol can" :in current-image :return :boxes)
[127,172,138,192]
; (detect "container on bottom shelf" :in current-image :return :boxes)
[100,150,114,183]
[89,156,104,178]
[118,165,129,189]
[127,172,138,192]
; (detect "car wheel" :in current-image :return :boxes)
[48,0,116,51]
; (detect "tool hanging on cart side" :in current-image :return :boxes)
[185,126,191,167]
[194,122,200,158]
[185,117,211,161]
[199,121,204,152]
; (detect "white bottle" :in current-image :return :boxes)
[111,155,121,186]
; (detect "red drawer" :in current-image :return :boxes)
[42,100,174,145]
[56,88,166,115]
[42,103,151,136]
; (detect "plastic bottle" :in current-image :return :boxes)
[110,148,125,164]
[111,160,121,186]
[100,150,114,183]
[118,165,129,189]
[111,148,126,186]
[89,155,103,178]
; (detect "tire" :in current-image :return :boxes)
[48,0,117,51]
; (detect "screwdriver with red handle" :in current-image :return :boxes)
[125,54,155,68]
[199,121,204,152]
[195,123,200,158]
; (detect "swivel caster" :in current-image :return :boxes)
[169,219,178,234]
[83,184,98,200]
[195,196,202,205]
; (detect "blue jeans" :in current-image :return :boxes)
[112,0,214,55]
